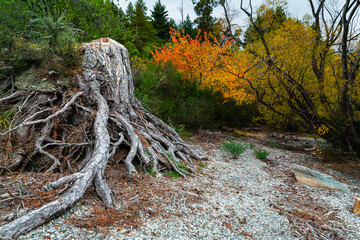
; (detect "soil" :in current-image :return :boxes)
[1,129,360,239]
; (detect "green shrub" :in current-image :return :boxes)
[133,60,257,130]
[172,124,186,133]
[219,139,247,158]
[254,149,270,160]
[0,108,14,130]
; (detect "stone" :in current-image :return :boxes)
[15,67,70,91]
[292,165,350,193]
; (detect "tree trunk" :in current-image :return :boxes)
[0,38,205,239]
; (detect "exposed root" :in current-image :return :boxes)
[0,38,205,239]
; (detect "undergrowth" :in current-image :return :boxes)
[219,138,247,158]
[133,61,256,130]
[254,149,270,160]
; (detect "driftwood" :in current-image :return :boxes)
[0,38,205,239]
[354,198,360,216]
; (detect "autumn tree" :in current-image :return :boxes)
[153,28,253,104]
[221,0,360,153]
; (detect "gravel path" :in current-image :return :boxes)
[17,138,360,239]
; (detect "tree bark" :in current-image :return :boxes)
[0,38,204,239]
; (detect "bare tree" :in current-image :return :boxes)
[220,0,360,153]
[0,38,205,239]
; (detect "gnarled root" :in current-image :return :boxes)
[0,38,205,239]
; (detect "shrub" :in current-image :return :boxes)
[219,139,247,158]
[254,149,270,160]
[133,60,257,130]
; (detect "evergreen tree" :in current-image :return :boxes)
[169,18,178,31]
[243,5,287,45]
[192,0,218,33]
[125,2,135,28]
[182,14,196,38]
[129,0,156,53]
[151,0,170,41]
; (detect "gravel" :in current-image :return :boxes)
[18,140,360,240]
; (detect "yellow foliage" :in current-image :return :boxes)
[246,18,346,128]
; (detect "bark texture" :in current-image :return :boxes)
[0,38,204,239]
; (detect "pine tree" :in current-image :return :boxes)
[129,0,156,53]
[151,0,170,41]
[192,0,218,33]
[125,2,135,28]
[182,14,196,38]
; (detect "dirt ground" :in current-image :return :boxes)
[1,128,360,239]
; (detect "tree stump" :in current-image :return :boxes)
[0,38,205,239]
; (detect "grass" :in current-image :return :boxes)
[145,163,157,177]
[164,170,181,178]
[267,140,280,148]
[219,138,247,158]
[248,143,254,149]
[180,132,193,138]
[198,163,206,167]
[254,149,270,160]
[165,152,190,177]
[0,108,14,130]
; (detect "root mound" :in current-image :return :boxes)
[0,38,205,239]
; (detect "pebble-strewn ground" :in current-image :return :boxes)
[14,133,360,239]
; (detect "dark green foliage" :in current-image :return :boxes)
[219,138,247,158]
[254,149,270,160]
[151,0,170,41]
[182,14,197,38]
[128,0,157,54]
[169,18,178,31]
[25,0,129,43]
[244,5,287,45]
[0,1,82,93]
[133,61,255,130]
[192,0,218,33]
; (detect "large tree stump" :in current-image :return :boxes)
[0,38,205,239]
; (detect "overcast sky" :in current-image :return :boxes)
[115,0,347,25]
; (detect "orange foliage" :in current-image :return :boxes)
[152,28,254,104]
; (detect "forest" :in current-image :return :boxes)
[0,0,359,239]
